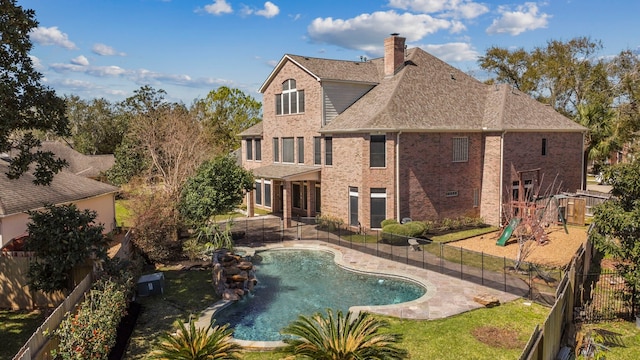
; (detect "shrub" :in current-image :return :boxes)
[316,214,344,231]
[380,218,399,228]
[52,278,130,360]
[381,223,416,245]
[404,221,427,236]
[130,192,181,263]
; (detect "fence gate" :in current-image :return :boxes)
[565,198,586,226]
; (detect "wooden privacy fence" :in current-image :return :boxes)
[0,251,65,309]
[12,272,93,360]
[519,242,592,360]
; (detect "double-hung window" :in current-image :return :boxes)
[255,181,262,205]
[282,137,294,163]
[370,188,386,229]
[349,187,358,227]
[297,137,304,164]
[370,135,386,167]
[273,138,279,163]
[264,180,272,207]
[246,139,253,160]
[314,137,322,165]
[255,139,261,161]
[276,79,305,115]
[325,137,333,166]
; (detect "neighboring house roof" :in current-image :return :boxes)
[32,141,115,178]
[257,47,586,135]
[0,160,119,216]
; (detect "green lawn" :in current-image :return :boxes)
[0,310,46,360]
[115,199,132,228]
[124,268,218,359]
[430,226,500,243]
[241,299,549,360]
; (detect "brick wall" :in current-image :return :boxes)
[502,132,583,196]
[398,132,483,222]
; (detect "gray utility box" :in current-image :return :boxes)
[137,272,165,296]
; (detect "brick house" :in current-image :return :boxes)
[240,34,586,230]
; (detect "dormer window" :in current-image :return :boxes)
[276,79,305,115]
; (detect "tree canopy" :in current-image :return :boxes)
[1,0,69,185]
[178,155,254,226]
[25,204,108,293]
[64,95,128,155]
[479,37,639,165]
[590,160,640,307]
[193,86,262,154]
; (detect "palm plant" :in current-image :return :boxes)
[151,320,242,360]
[280,309,408,360]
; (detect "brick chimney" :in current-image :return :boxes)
[384,33,406,76]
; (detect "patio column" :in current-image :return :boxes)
[283,181,292,228]
[246,191,255,218]
[307,180,316,217]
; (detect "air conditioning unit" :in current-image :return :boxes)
[136,272,165,296]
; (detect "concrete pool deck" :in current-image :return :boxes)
[194,240,521,349]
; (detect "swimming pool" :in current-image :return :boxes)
[212,249,426,341]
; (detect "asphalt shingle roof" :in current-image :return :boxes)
[0,160,119,216]
[28,141,115,178]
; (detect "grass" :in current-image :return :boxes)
[577,321,640,359]
[124,267,219,359]
[115,199,132,228]
[0,310,46,359]
[430,226,500,243]
[241,299,549,360]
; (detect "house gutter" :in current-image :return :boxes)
[396,131,402,220]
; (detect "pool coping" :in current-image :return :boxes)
[194,240,521,350]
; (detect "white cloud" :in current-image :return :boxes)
[486,2,550,35]
[92,43,126,56]
[29,26,76,49]
[308,11,451,55]
[48,61,232,90]
[450,20,466,33]
[70,55,90,66]
[29,55,44,71]
[419,42,479,61]
[388,0,489,19]
[203,0,233,15]
[242,1,280,18]
[256,2,280,18]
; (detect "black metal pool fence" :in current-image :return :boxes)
[223,216,566,305]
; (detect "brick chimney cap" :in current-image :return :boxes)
[390,33,400,36]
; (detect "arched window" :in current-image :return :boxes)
[275,79,305,115]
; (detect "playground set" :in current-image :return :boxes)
[496,168,568,247]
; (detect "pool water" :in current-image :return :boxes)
[212,249,426,341]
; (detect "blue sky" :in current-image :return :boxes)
[19,0,640,104]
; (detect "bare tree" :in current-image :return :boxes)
[129,104,211,201]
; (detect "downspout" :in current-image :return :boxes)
[582,131,587,190]
[499,131,506,224]
[396,131,402,221]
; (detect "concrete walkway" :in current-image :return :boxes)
[195,240,520,349]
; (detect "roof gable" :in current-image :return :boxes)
[259,54,380,93]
